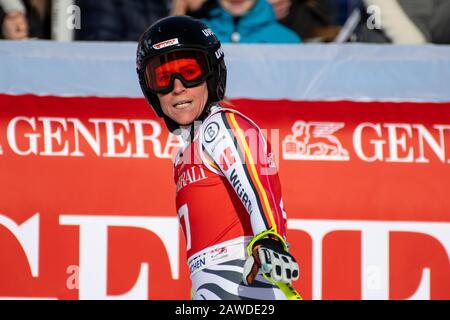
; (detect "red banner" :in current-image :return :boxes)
[0,94,449,299]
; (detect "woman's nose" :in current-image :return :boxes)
[172,78,186,94]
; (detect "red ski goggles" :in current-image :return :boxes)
[145,50,211,94]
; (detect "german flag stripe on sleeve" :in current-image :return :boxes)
[220,112,269,230]
[221,112,277,233]
[201,145,220,171]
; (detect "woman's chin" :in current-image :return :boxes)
[172,115,196,126]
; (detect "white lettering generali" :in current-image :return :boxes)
[1,116,182,158]
[287,219,449,300]
[352,123,450,163]
[0,214,179,300]
[282,120,450,163]
[0,213,448,300]
[1,117,450,164]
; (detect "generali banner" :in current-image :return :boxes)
[0,94,449,300]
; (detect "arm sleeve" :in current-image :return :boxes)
[363,0,427,43]
[201,110,287,238]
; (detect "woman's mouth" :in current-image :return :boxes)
[173,100,193,109]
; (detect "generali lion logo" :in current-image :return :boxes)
[283,121,349,161]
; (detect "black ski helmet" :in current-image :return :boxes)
[136,16,227,132]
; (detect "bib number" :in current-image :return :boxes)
[178,204,191,250]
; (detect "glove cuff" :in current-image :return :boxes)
[253,237,285,253]
[247,228,288,256]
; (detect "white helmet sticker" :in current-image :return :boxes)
[153,38,179,50]
[202,28,214,37]
[215,46,224,59]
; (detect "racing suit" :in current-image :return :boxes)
[174,104,290,300]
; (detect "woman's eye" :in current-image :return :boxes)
[183,68,200,78]
[158,74,170,82]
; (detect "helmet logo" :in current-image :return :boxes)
[215,46,224,59]
[153,38,179,50]
[202,28,214,37]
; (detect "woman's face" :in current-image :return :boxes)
[157,79,208,126]
[220,0,256,16]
